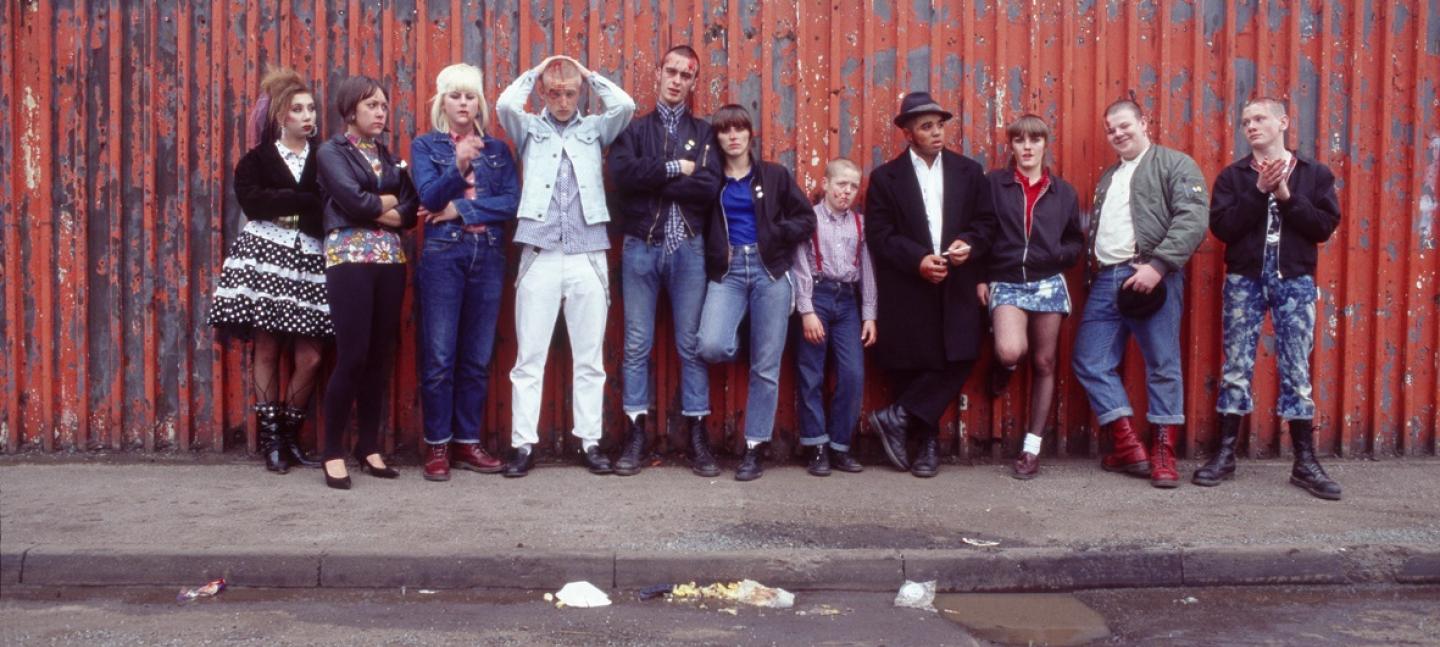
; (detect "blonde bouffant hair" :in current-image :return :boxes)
[429,63,490,134]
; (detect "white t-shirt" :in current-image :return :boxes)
[909,148,946,255]
[1094,147,1150,266]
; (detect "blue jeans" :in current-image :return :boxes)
[417,226,506,444]
[620,235,711,416]
[1216,246,1318,420]
[697,244,793,443]
[795,281,863,451]
[1072,264,1185,426]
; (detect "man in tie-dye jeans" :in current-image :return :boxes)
[1197,97,1343,500]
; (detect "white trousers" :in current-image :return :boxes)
[509,247,610,447]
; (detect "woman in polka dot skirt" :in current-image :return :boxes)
[207,67,333,474]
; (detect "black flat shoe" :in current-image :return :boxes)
[504,446,535,478]
[356,454,399,479]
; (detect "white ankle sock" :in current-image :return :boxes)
[582,440,598,452]
[746,440,760,449]
[1023,433,1043,455]
[627,411,643,423]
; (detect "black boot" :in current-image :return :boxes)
[1289,420,1342,500]
[867,404,913,472]
[829,448,864,473]
[256,403,287,474]
[805,445,831,477]
[280,406,322,468]
[734,444,764,482]
[687,416,721,478]
[1193,414,1241,486]
[910,427,939,478]
[614,414,647,476]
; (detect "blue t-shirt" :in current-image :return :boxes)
[721,169,758,245]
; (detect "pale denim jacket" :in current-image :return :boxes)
[495,63,636,225]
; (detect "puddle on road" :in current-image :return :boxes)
[935,593,1110,646]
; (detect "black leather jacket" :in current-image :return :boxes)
[316,133,419,234]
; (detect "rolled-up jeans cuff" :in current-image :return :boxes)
[1146,414,1185,425]
[1096,407,1134,426]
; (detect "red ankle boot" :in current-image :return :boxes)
[423,443,451,482]
[1101,417,1150,477]
[1150,425,1180,488]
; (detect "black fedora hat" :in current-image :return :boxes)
[1117,280,1167,319]
[893,91,953,128]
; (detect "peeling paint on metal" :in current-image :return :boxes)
[2,0,1435,460]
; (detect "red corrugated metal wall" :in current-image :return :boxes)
[3,0,1437,460]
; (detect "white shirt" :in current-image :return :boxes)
[1094,146,1149,266]
[274,139,309,183]
[909,148,945,254]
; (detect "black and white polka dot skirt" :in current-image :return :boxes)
[207,220,334,339]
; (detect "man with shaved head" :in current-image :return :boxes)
[606,45,723,478]
[496,55,635,477]
[1072,99,1208,489]
[1194,97,1343,500]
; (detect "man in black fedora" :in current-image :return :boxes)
[864,91,995,478]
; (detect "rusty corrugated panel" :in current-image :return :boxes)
[2,0,1437,459]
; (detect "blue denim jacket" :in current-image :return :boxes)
[495,64,635,225]
[409,131,520,231]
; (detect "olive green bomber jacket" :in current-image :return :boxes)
[1088,144,1210,275]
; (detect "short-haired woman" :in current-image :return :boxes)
[208,67,330,474]
[978,114,1084,480]
[697,104,816,481]
[315,76,419,489]
[410,63,519,482]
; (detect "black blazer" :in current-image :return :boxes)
[1209,154,1341,279]
[233,139,324,239]
[703,160,816,282]
[316,133,419,234]
[864,148,995,369]
[607,109,723,241]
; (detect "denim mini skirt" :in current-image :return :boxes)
[989,273,1071,315]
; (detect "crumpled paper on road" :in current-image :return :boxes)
[553,581,611,608]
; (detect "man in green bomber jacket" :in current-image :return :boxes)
[1072,99,1209,490]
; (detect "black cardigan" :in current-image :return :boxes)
[233,139,325,239]
[703,160,816,282]
[316,133,419,234]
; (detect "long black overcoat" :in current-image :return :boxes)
[863,148,995,370]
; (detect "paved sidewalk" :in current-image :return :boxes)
[2,457,1437,591]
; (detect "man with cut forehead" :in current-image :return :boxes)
[1196,97,1342,500]
[606,45,723,478]
[496,55,635,477]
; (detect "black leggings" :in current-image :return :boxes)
[323,262,407,460]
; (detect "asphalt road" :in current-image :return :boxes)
[2,584,1436,646]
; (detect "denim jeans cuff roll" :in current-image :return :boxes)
[1096,407,1135,426]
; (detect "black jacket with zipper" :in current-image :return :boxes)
[983,168,1084,284]
[606,109,722,242]
[233,138,325,239]
[1209,153,1340,279]
[703,160,816,282]
[316,133,419,234]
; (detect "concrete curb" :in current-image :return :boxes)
[2,544,1437,592]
